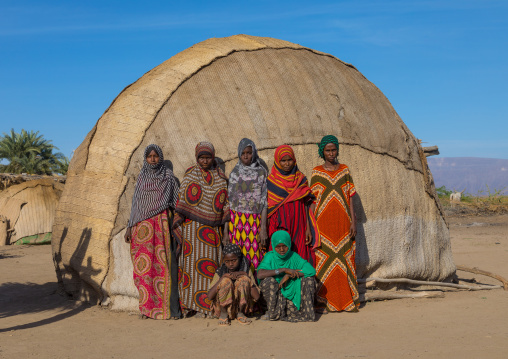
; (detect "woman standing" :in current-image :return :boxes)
[310,135,360,313]
[267,145,319,265]
[173,141,230,316]
[124,144,181,319]
[228,138,268,271]
[257,230,316,322]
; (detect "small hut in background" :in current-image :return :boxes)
[52,35,455,309]
[0,177,64,246]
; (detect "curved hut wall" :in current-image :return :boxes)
[52,35,454,309]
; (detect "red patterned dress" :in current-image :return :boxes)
[310,164,360,312]
[131,209,179,319]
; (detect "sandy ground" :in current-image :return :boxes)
[1,214,507,359]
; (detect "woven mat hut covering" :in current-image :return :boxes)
[0,178,64,245]
[52,35,454,308]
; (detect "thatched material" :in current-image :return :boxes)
[0,173,65,191]
[52,35,454,308]
[0,179,64,245]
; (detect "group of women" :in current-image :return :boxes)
[125,135,360,324]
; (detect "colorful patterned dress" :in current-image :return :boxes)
[127,144,181,320]
[267,145,319,266]
[130,209,180,319]
[310,164,360,312]
[174,161,230,314]
[228,138,268,271]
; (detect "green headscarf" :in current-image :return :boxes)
[318,135,339,159]
[257,230,316,310]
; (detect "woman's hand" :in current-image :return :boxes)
[283,268,303,278]
[259,225,268,250]
[349,222,357,238]
[279,274,291,288]
[124,227,132,243]
[222,223,230,245]
[305,226,312,245]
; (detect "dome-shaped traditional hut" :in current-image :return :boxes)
[0,178,64,245]
[52,35,454,309]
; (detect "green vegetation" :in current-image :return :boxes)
[0,129,69,175]
[436,185,452,199]
[437,185,508,214]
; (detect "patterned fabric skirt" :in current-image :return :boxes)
[130,210,181,319]
[315,239,360,312]
[259,277,316,322]
[268,199,315,266]
[229,210,263,271]
[178,219,222,314]
[211,276,254,319]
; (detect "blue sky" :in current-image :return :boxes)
[1,0,507,159]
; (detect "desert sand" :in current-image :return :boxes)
[1,214,507,359]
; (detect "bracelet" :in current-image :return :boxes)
[275,269,280,275]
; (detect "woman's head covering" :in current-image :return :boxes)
[271,230,292,260]
[258,230,316,310]
[318,135,339,159]
[215,243,250,277]
[128,144,179,227]
[237,138,259,165]
[228,138,267,214]
[274,145,297,174]
[195,141,215,160]
[267,144,313,217]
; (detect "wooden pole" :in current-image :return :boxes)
[358,277,502,291]
[456,265,508,290]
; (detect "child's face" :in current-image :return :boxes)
[223,253,240,271]
[240,146,253,166]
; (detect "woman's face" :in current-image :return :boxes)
[223,253,240,271]
[240,146,253,166]
[275,243,289,257]
[146,150,160,165]
[323,143,338,163]
[279,155,295,172]
[198,154,213,170]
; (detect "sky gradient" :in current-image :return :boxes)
[1,0,507,160]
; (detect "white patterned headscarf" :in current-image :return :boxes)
[227,138,267,214]
[128,144,179,227]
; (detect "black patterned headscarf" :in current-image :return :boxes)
[128,144,179,227]
[215,244,250,277]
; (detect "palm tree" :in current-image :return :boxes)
[0,129,69,175]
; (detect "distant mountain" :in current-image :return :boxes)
[427,157,508,196]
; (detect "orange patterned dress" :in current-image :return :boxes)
[310,164,360,312]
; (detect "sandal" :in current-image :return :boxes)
[218,318,231,326]
[236,314,252,325]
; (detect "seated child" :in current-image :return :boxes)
[257,230,317,322]
[207,244,260,326]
